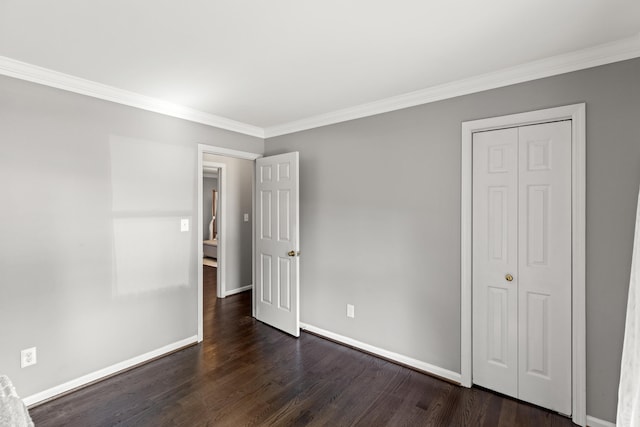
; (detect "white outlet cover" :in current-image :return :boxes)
[180,218,189,232]
[243,213,249,222]
[21,347,37,368]
[347,304,355,318]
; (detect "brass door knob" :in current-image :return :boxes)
[287,250,296,257]
[505,273,514,282]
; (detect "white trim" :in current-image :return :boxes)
[251,165,257,318]
[197,151,204,341]
[211,163,227,300]
[460,119,473,387]
[264,34,640,137]
[2,35,639,140]
[586,415,616,427]
[0,56,264,138]
[23,335,197,407]
[200,145,262,161]
[197,144,262,342]
[300,323,461,384]
[571,104,588,427]
[225,284,253,297]
[460,103,587,426]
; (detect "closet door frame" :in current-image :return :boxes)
[460,103,586,426]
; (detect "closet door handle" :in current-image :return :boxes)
[288,250,296,257]
[505,273,514,282]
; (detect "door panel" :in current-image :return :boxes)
[526,185,550,266]
[488,186,508,261]
[524,291,550,377]
[260,190,272,239]
[517,121,572,414]
[260,254,272,304]
[472,128,519,398]
[278,257,291,310]
[255,152,300,337]
[278,190,291,241]
[487,286,509,366]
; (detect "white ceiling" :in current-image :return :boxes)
[1,1,639,135]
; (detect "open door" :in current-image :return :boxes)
[255,152,300,337]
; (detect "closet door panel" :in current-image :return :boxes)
[517,121,572,415]
[472,128,519,398]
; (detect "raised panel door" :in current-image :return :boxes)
[472,121,572,414]
[255,152,300,337]
[517,121,572,414]
[472,128,519,398]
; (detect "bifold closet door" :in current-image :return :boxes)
[516,121,572,414]
[472,127,519,398]
[472,121,572,415]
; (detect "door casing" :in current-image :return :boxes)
[460,104,586,426]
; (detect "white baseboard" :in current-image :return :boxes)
[586,415,616,427]
[303,321,614,427]
[300,322,461,384]
[18,327,618,426]
[23,335,198,407]
[225,284,252,297]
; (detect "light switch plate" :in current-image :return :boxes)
[347,304,355,318]
[180,218,189,232]
[243,213,249,222]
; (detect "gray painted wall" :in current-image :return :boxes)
[0,75,263,398]
[203,177,218,241]
[265,58,640,422]
[203,154,253,292]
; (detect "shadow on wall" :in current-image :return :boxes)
[109,135,194,296]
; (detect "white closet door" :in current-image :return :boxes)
[472,127,519,398]
[517,121,572,414]
[472,121,572,414]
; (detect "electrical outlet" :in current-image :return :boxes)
[180,218,189,232]
[347,304,355,318]
[21,347,37,368]
[243,213,249,222]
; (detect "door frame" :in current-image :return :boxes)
[460,103,586,425]
[197,144,262,342]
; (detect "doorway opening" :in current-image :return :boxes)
[202,161,225,299]
[196,144,261,342]
[202,166,219,269]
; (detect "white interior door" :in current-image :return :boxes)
[255,152,300,337]
[472,121,572,414]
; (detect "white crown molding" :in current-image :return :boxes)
[199,145,262,160]
[264,33,640,138]
[0,56,264,139]
[2,33,639,140]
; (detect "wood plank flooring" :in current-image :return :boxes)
[30,266,574,426]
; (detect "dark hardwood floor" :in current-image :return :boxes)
[30,266,574,426]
